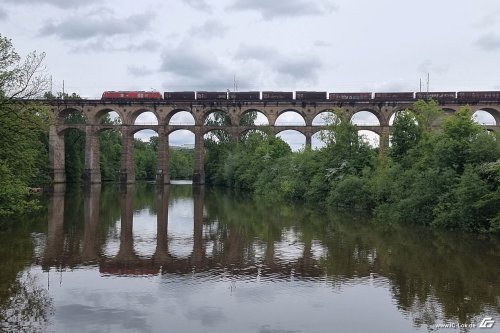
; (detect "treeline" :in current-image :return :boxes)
[204,100,500,232]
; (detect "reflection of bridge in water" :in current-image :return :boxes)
[42,185,322,278]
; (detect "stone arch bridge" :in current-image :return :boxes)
[47,99,500,184]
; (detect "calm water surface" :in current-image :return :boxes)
[1,183,500,333]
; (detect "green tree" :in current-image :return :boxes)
[0,35,50,219]
[390,111,422,162]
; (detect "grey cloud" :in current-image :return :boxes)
[128,65,156,77]
[160,43,239,90]
[417,60,449,75]
[0,9,7,20]
[362,80,414,92]
[476,33,500,51]
[228,0,337,20]
[258,325,301,333]
[235,46,271,61]
[313,40,332,47]
[189,20,229,39]
[4,0,97,8]
[72,39,161,53]
[474,10,500,29]
[182,0,212,13]
[236,46,323,84]
[39,12,154,40]
[275,58,322,82]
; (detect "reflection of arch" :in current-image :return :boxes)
[130,109,159,125]
[358,130,380,148]
[473,108,500,125]
[167,109,196,125]
[276,129,306,151]
[95,108,123,124]
[312,111,336,125]
[275,110,306,126]
[351,110,381,126]
[240,109,269,125]
[203,109,231,125]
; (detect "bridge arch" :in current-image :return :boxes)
[358,129,380,148]
[56,125,85,136]
[239,109,269,125]
[275,110,306,126]
[131,126,159,136]
[351,110,381,126]
[95,108,123,124]
[58,107,88,124]
[239,128,269,142]
[130,108,160,125]
[167,109,195,125]
[472,107,500,125]
[203,109,232,126]
[311,130,331,149]
[276,129,306,151]
[312,110,336,125]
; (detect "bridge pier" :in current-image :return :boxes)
[84,126,101,184]
[193,129,205,185]
[156,128,170,185]
[49,125,66,183]
[305,128,312,149]
[120,128,135,184]
[379,126,390,154]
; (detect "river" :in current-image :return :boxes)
[0,182,499,332]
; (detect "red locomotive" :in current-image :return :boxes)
[101,91,162,100]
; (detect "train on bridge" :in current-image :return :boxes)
[100,90,500,103]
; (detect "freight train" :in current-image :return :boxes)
[100,90,500,102]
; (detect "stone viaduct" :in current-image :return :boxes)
[47,98,500,185]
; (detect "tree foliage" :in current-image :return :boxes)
[202,101,500,232]
[0,35,51,220]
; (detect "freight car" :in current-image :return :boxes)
[329,93,372,101]
[262,91,293,100]
[164,91,196,100]
[457,91,500,101]
[295,91,327,100]
[228,91,260,100]
[101,91,162,100]
[415,92,456,101]
[374,92,414,100]
[196,91,228,100]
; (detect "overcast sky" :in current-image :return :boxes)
[2,0,500,97]
[1,0,499,147]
